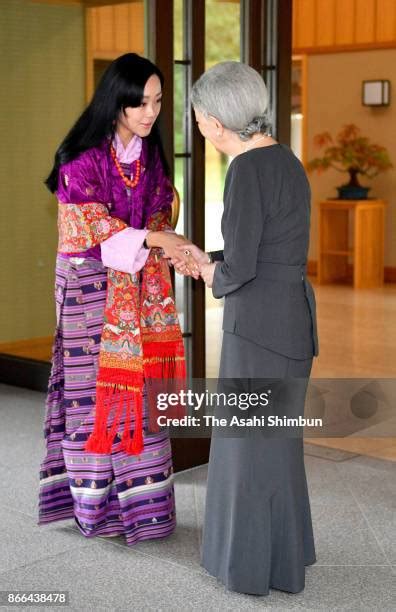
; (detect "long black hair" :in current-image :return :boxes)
[45,53,169,193]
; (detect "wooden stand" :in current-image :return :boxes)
[318,199,386,288]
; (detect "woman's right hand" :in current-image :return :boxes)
[146,231,197,270]
[171,243,209,279]
[175,243,210,267]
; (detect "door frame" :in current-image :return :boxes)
[242,0,293,144]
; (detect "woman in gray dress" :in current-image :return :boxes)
[175,61,318,596]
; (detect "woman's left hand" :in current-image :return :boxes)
[200,262,216,287]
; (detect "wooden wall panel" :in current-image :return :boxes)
[96,6,114,52]
[334,0,355,45]
[91,6,98,50]
[355,0,376,43]
[376,0,396,42]
[128,2,144,51]
[88,2,144,58]
[316,0,335,47]
[293,0,396,52]
[114,3,130,52]
[295,0,316,48]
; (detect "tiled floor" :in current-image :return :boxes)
[0,384,395,611]
[206,280,396,462]
[205,280,396,379]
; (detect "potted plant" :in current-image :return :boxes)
[307,124,393,199]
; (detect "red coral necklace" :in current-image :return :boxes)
[110,143,141,188]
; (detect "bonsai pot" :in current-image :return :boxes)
[337,167,370,200]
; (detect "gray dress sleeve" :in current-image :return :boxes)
[209,250,224,262]
[212,154,268,299]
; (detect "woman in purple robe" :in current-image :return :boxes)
[39,53,191,545]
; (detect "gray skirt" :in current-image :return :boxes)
[201,332,316,595]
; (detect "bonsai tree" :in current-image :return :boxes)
[307,124,393,188]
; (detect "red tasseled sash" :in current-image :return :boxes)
[58,202,186,455]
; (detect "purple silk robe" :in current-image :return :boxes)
[57,137,174,260]
[38,137,177,545]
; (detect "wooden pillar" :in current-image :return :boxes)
[146,0,174,177]
[188,0,206,378]
[242,0,264,72]
[242,0,292,145]
[276,0,292,145]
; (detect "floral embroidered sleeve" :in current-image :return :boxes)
[58,202,127,253]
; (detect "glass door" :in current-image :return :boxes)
[174,0,191,374]
[173,0,206,379]
[172,0,242,379]
[173,0,293,379]
[204,0,242,377]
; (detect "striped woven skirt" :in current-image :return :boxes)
[39,256,176,545]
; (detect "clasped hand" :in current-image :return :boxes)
[146,231,215,286]
[171,243,216,288]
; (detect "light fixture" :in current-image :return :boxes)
[362,80,390,106]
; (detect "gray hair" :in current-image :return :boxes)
[191,61,272,141]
